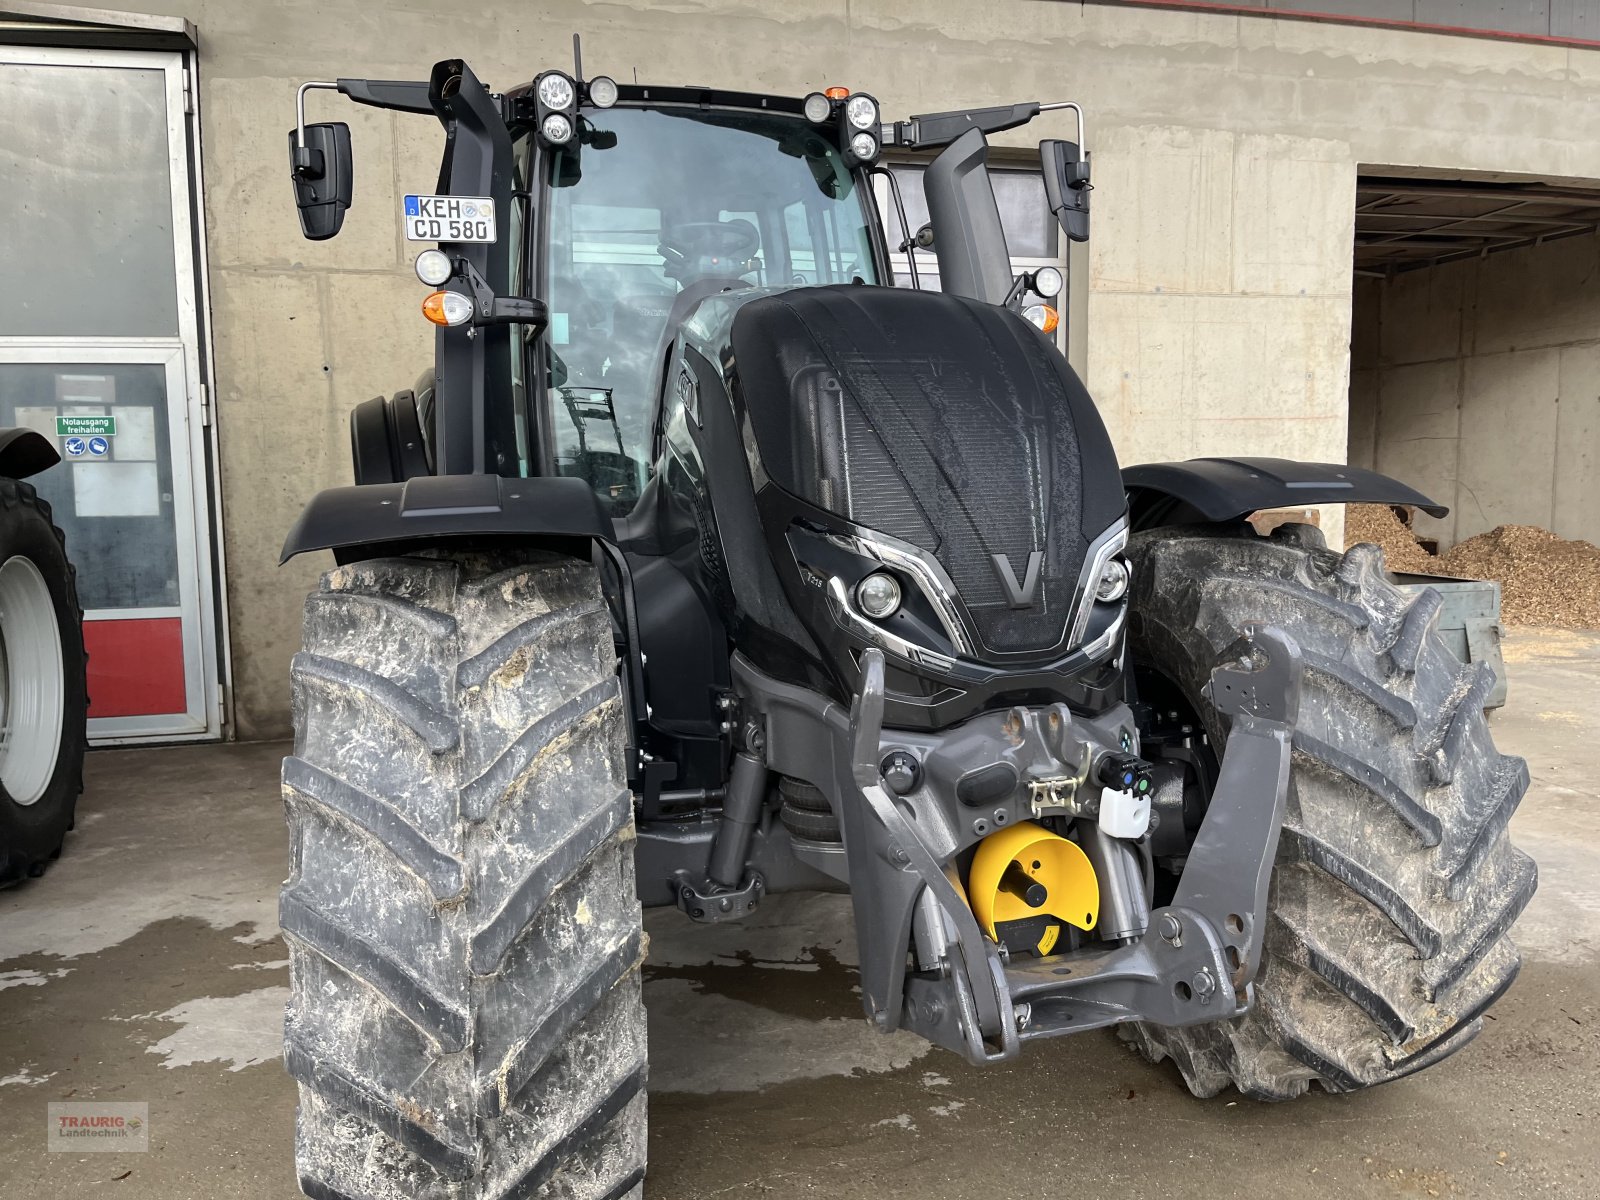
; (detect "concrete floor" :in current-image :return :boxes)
[1,629,1596,1199]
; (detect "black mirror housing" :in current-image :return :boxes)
[1041,139,1090,244]
[288,122,353,241]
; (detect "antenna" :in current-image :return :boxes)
[573,33,584,82]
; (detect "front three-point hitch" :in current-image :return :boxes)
[834,626,1301,1061]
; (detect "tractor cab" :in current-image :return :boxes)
[285,60,1090,510]
[536,97,884,506]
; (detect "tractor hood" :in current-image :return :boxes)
[727,285,1126,661]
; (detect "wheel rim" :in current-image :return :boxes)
[0,555,65,805]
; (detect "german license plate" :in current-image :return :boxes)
[402,195,496,243]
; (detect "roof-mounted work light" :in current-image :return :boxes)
[535,70,577,147]
[839,92,880,164]
[586,75,619,108]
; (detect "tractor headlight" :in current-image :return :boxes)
[848,131,879,162]
[856,572,903,619]
[1096,557,1129,603]
[537,72,576,111]
[845,93,879,131]
[803,91,833,124]
[587,75,619,108]
[541,113,574,145]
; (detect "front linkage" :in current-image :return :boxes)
[736,626,1302,1061]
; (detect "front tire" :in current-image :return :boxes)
[282,552,647,1199]
[1125,527,1535,1099]
[0,478,87,887]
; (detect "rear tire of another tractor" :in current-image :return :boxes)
[1124,527,1536,1099]
[0,478,87,888]
[281,552,647,1200]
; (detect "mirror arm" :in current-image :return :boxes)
[293,80,339,155]
[887,101,1040,149]
[884,98,1086,150]
[334,78,434,115]
[1038,101,1087,154]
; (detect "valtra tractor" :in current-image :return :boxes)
[278,44,1535,1200]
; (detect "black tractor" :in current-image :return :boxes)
[279,49,1535,1200]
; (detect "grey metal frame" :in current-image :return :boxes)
[717,622,1302,1064]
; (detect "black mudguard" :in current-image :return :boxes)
[279,474,613,562]
[1123,456,1445,532]
[0,428,61,481]
[350,392,431,484]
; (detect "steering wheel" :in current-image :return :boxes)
[659,219,760,274]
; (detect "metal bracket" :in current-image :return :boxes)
[292,80,339,160]
[1027,774,1090,819]
[999,624,1302,1040]
[673,872,764,924]
[844,650,1012,1053]
[736,625,1300,1063]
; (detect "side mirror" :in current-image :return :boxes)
[287,122,353,241]
[1040,139,1090,243]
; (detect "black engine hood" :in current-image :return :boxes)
[728,285,1126,660]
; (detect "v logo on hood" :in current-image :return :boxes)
[991,551,1044,608]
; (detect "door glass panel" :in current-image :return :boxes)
[990,170,1058,259]
[884,164,1058,258]
[0,363,180,610]
[878,166,1068,348]
[0,64,179,336]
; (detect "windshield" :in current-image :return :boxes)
[541,105,879,508]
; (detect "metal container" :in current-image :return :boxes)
[1390,573,1507,709]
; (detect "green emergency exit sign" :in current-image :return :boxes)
[56,415,116,438]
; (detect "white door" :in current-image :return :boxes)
[0,45,222,741]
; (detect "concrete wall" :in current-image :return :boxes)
[94,0,1600,736]
[1349,231,1600,549]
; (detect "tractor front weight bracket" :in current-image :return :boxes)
[845,627,1301,1063]
[843,649,1015,1060]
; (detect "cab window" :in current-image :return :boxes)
[543,105,878,509]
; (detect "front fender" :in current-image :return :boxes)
[1123,456,1445,533]
[280,474,614,562]
[0,428,61,481]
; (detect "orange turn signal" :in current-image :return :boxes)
[1023,303,1059,335]
[422,290,473,328]
[824,86,850,100]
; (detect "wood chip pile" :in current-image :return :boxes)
[1344,504,1439,574]
[1343,503,1600,628]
